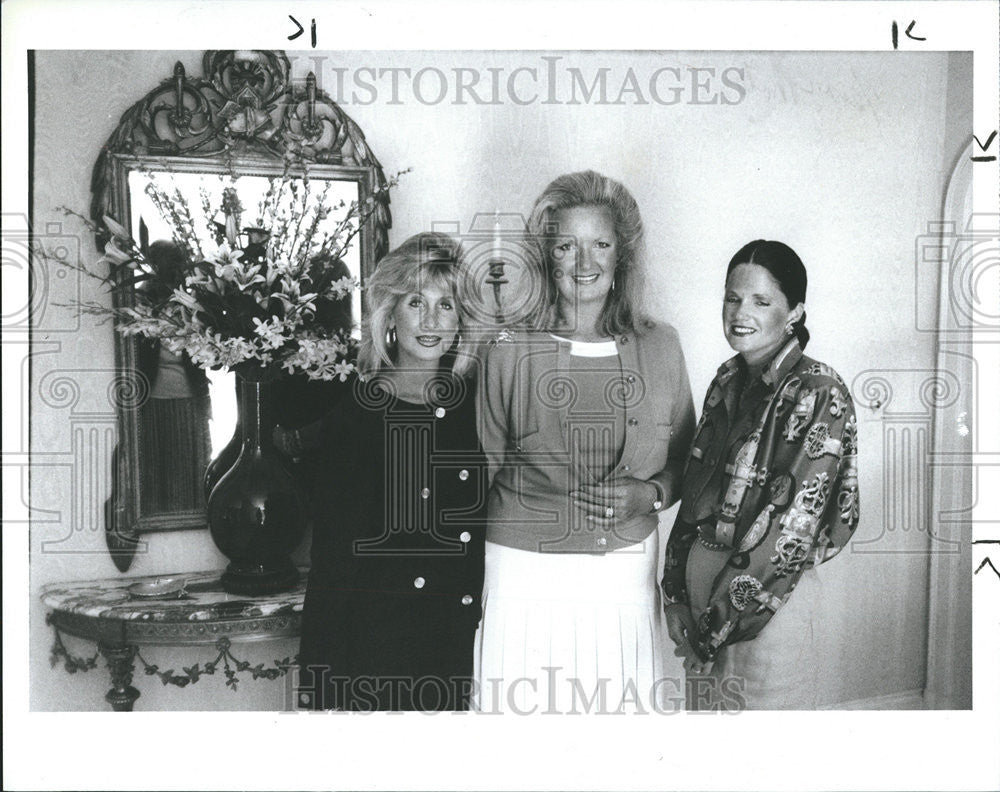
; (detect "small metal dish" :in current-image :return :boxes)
[127,577,187,599]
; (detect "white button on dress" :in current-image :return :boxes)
[413,577,426,589]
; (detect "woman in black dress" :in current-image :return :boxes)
[286,232,487,711]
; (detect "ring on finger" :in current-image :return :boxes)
[605,506,615,519]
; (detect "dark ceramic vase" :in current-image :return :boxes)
[203,406,241,503]
[206,369,307,594]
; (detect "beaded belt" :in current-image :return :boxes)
[697,522,733,550]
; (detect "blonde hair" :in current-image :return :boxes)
[528,170,648,336]
[358,232,475,379]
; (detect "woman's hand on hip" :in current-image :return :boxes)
[571,477,657,526]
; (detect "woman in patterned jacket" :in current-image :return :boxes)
[662,239,859,710]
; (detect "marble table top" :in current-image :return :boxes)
[41,568,306,625]
[43,570,310,707]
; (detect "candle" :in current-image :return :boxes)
[492,210,502,258]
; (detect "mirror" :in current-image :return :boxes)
[92,50,390,571]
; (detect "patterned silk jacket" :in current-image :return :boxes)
[661,338,859,661]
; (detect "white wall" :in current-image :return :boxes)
[30,49,971,710]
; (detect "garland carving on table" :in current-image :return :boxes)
[48,616,297,693]
[47,616,99,674]
[135,637,297,692]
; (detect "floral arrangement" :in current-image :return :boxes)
[59,164,404,381]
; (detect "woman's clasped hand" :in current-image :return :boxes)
[571,478,661,525]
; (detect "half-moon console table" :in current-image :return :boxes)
[41,569,306,711]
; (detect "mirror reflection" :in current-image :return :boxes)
[125,170,362,513]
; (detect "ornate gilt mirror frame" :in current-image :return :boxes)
[92,50,390,571]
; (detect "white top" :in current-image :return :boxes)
[549,334,618,358]
[151,347,195,399]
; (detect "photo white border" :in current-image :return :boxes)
[3,1,998,790]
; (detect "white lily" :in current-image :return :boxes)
[327,275,357,300]
[251,316,290,350]
[102,238,134,265]
[102,215,131,241]
[206,242,245,279]
[170,288,202,312]
[232,264,267,292]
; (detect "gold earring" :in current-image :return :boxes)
[784,320,795,335]
[386,327,397,346]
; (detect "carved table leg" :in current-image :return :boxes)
[99,643,140,712]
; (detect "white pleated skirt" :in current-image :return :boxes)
[472,532,684,714]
